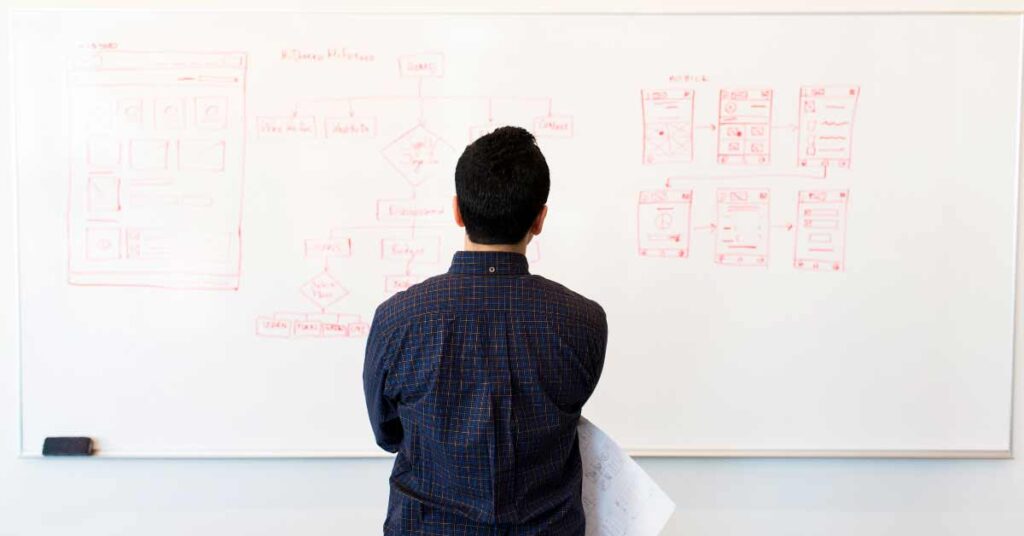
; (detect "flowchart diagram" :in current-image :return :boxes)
[252,52,558,339]
[637,84,858,271]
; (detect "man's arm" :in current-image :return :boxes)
[362,307,403,453]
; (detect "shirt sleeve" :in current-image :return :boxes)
[588,305,609,395]
[362,306,403,453]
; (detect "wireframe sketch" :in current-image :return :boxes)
[714,189,770,266]
[793,190,850,271]
[641,89,694,164]
[636,189,693,258]
[797,85,860,168]
[717,88,773,165]
[66,50,247,289]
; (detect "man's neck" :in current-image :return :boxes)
[463,236,529,255]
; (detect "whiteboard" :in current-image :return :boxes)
[11,11,1021,457]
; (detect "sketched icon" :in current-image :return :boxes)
[301,272,350,310]
[381,125,456,187]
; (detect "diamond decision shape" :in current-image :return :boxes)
[381,125,456,187]
[301,272,349,310]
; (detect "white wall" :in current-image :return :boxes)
[3,2,1024,535]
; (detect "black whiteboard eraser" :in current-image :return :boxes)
[42,437,94,456]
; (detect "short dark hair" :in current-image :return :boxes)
[455,126,550,245]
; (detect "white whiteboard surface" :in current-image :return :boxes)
[10,10,1021,458]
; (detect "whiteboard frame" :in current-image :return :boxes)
[9,8,1023,460]
[11,448,1014,459]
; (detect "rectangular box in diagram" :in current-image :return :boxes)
[154,97,186,130]
[794,190,849,272]
[323,116,376,138]
[533,115,574,138]
[636,189,692,258]
[117,98,144,128]
[398,52,445,78]
[717,88,772,165]
[798,86,860,168]
[641,89,694,164]
[385,274,426,293]
[715,189,770,267]
[255,116,316,138]
[85,227,122,261]
[375,197,450,225]
[304,237,352,259]
[380,237,441,262]
[194,96,229,130]
[66,50,247,290]
[177,139,226,172]
[86,174,121,213]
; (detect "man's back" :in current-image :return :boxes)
[364,250,607,534]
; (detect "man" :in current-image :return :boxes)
[363,126,608,535]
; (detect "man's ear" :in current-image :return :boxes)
[453,196,465,228]
[530,205,548,237]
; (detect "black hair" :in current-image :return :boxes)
[454,126,550,245]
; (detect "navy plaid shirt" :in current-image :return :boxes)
[363,251,607,535]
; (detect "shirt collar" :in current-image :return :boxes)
[448,250,531,276]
